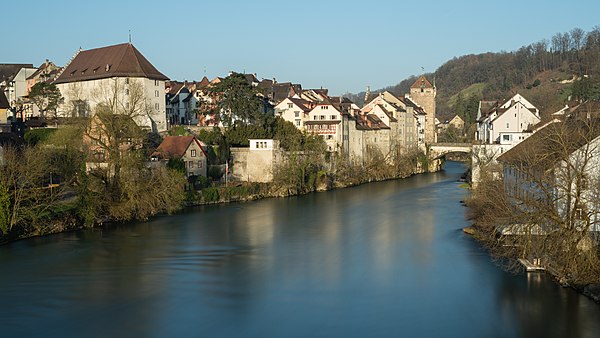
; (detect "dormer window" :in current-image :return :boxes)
[105,64,111,72]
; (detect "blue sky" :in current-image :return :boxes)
[4,0,600,95]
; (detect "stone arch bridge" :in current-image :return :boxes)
[428,143,472,171]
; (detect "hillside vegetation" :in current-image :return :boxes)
[348,26,600,123]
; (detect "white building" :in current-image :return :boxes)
[498,118,600,232]
[166,85,199,126]
[274,97,314,130]
[54,43,169,132]
[476,93,540,145]
[4,66,37,107]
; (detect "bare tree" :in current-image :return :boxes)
[83,78,185,221]
[470,117,600,284]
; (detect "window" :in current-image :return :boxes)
[294,111,300,118]
[191,149,197,157]
[125,89,129,95]
[503,135,511,142]
[189,161,195,169]
[198,161,202,168]
[295,119,301,126]
[155,80,159,86]
[330,115,336,120]
[313,116,317,120]
[155,90,160,97]
[155,103,159,110]
[327,135,333,140]
[506,123,510,128]
[288,103,294,108]
[320,115,325,120]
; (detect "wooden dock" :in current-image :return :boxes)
[518,258,546,272]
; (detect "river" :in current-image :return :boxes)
[0,162,599,337]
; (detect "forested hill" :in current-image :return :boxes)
[346,26,600,123]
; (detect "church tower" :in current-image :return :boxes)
[409,75,437,144]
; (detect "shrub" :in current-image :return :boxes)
[202,187,220,202]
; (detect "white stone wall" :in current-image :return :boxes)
[230,139,282,183]
[57,77,167,132]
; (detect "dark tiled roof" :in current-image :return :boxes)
[288,97,312,112]
[54,43,168,84]
[498,118,600,171]
[166,81,184,95]
[410,75,433,89]
[0,64,34,83]
[0,91,9,109]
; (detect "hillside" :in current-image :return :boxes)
[347,26,600,124]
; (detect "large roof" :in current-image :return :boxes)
[497,118,600,171]
[54,43,168,84]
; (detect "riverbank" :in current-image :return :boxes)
[0,163,427,245]
[462,208,600,305]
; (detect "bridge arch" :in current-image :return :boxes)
[429,143,472,160]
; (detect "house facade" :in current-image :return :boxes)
[476,94,540,145]
[274,97,313,130]
[305,101,347,152]
[166,84,199,126]
[54,43,169,132]
[498,118,600,232]
[153,136,208,177]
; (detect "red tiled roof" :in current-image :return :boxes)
[54,43,168,84]
[154,136,206,159]
[410,75,433,89]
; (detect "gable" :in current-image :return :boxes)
[492,102,540,128]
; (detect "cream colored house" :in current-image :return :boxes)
[54,43,169,132]
[305,101,346,151]
[152,136,208,177]
[274,97,314,130]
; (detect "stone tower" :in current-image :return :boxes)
[409,75,436,144]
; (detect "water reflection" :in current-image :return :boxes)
[0,162,599,337]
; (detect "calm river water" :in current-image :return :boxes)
[1,162,599,337]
